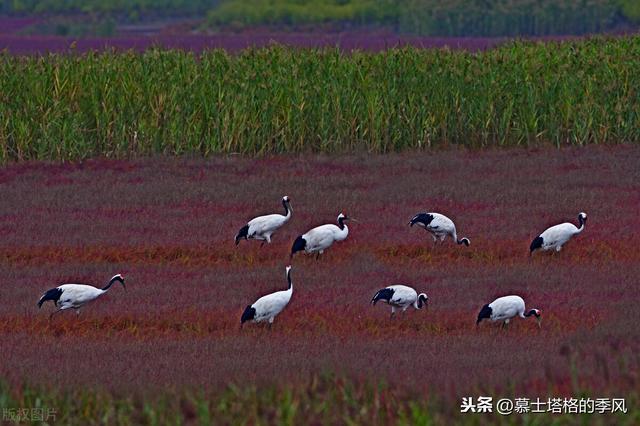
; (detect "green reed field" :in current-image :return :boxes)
[1,36,639,162]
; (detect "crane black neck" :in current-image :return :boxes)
[524,309,540,318]
[102,276,124,291]
[338,217,346,230]
[286,270,292,290]
[417,294,427,309]
[282,199,290,215]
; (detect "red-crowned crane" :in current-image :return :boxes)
[290,213,353,260]
[241,266,293,329]
[409,212,470,246]
[235,196,292,246]
[476,295,541,329]
[37,274,126,318]
[530,212,587,254]
[371,285,428,318]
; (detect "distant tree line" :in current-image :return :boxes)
[398,0,624,36]
[0,0,218,20]
[207,0,639,36]
[2,0,639,35]
[206,0,398,28]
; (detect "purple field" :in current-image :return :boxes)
[0,145,638,418]
[0,33,504,55]
[0,17,512,54]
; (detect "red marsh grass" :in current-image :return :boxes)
[0,29,506,55]
[0,146,638,419]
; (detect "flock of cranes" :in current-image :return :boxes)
[37,195,588,330]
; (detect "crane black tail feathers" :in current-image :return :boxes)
[409,213,434,227]
[241,305,256,324]
[235,225,250,245]
[371,288,394,305]
[476,304,492,325]
[290,236,306,258]
[530,236,543,254]
[37,288,62,308]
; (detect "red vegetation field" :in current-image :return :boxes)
[0,146,639,413]
[0,17,509,54]
[0,31,504,55]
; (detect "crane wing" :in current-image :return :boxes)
[57,284,102,305]
[389,285,416,305]
[253,291,291,320]
[539,223,578,248]
[304,226,337,251]
[248,214,286,235]
[428,215,454,233]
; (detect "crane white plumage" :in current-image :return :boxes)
[37,274,126,318]
[241,266,293,328]
[371,285,428,317]
[290,213,353,259]
[530,212,587,254]
[476,295,541,329]
[235,196,292,246]
[409,212,470,246]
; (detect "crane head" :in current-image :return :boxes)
[527,308,542,328]
[338,213,358,223]
[112,274,126,290]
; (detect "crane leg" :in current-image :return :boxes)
[49,308,63,319]
[315,253,320,261]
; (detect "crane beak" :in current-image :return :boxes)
[349,218,359,223]
[536,317,542,329]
